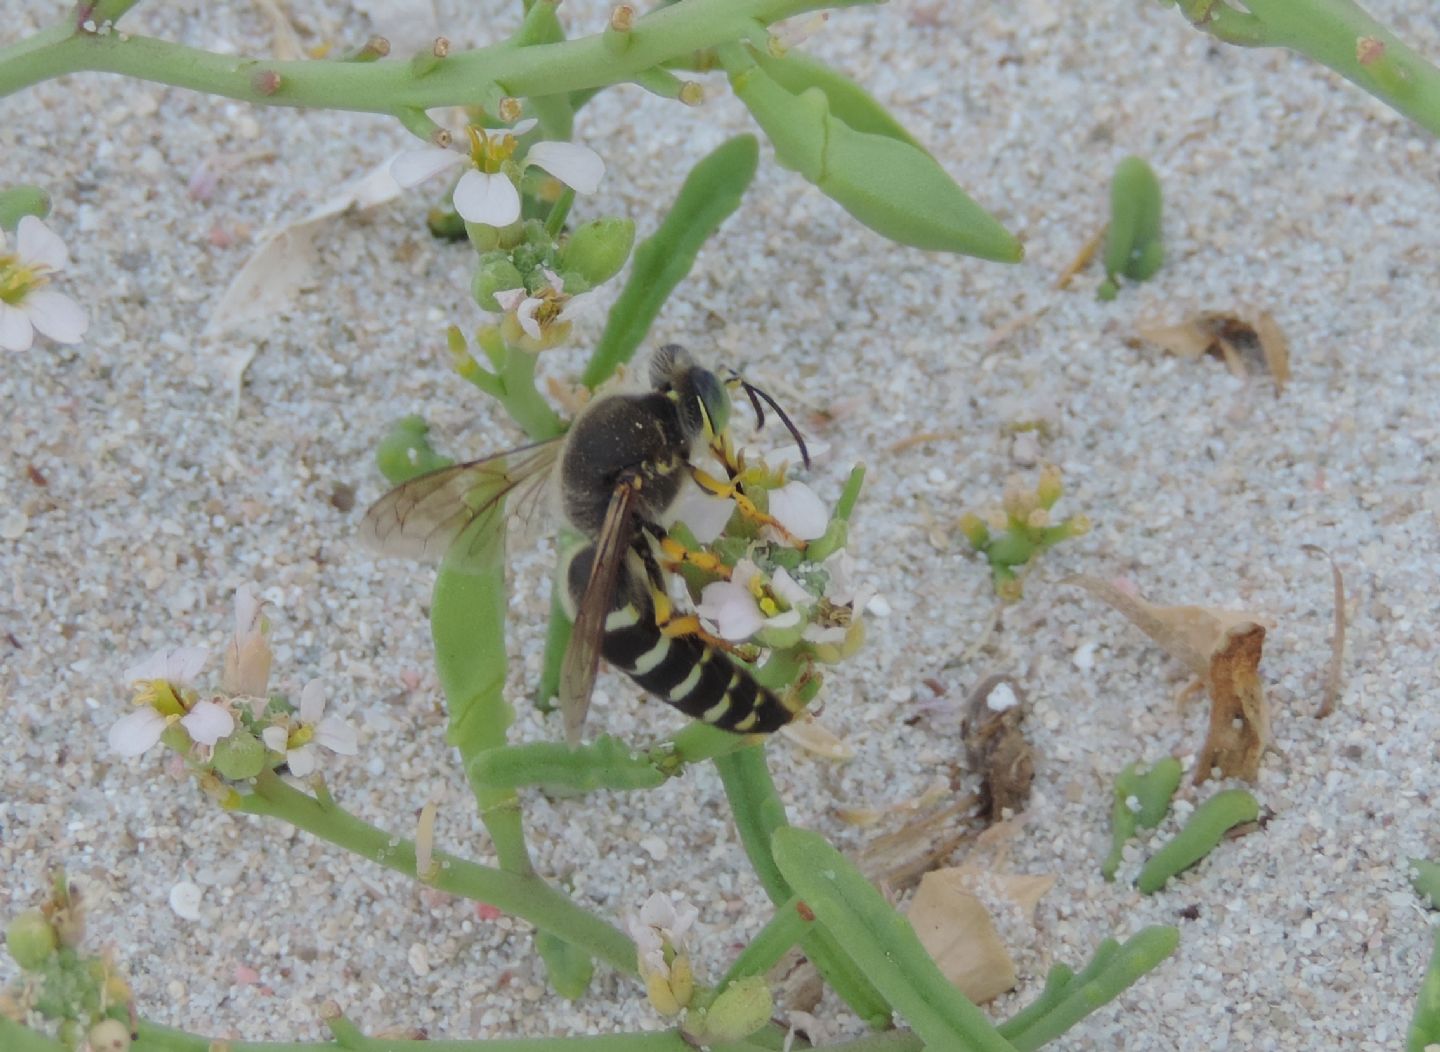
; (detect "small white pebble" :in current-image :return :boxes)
[640,836,669,861]
[408,942,431,976]
[985,682,1019,712]
[867,594,892,617]
[0,511,27,540]
[168,881,203,921]
[1073,641,1098,671]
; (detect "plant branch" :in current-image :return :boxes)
[236,772,636,974]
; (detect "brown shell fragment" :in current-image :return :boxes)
[961,674,1034,822]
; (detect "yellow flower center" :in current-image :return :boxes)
[0,253,48,307]
[465,126,521,174]
[288,723,315,750]
[134,679,185,717]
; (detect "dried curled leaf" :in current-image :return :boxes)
[780,714,855,760]
[1302,544,1346,719]
[1135,310,1290,395]
[1069,575,1272,783]
[961,674,1034,822]
[906,866,1055,1005]
[857,796,980,891]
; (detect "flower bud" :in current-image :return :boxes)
[472,253,525,311]
[957,512,990,548]
[693,976,773,1043]
[88,1019,132,1052]
[0,185,51,230]
[5,909,57,970]
[1036,465,1064,508]
[559,217,635,288]
[212,729,268,781]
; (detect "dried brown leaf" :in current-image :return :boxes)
[1194,622,1269,783]
[1136,311,1291,395]
[1254,311,1291,394]
[1135,318,1215,360]
[857,796,980,891]
[1069,574,1273,783]
[961,675,1034,822]
[1302,544,1346,718]
[1055,223,1107,290]
[779,714,855,760]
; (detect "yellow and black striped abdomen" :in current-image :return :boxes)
[601,601,796,733]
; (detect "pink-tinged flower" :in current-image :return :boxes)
[0,217,88,352]
[695,559,804,642]
[390,121,605,227]
[109,646,211,757]
[262,680,358,777]
[491,269,596,343]
[767,481,829,541]
[222,584,272,697]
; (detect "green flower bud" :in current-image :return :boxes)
[693,976,773,1043]
[6,909,57,970]
[376,415,454,485]
[0,185,52,231]
[425,207,468,242]
[472,253,525,311]
[559,217,635,288]
[212,729,268,781]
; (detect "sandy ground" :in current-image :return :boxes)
[3,0,1439,1048]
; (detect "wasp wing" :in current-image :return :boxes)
[560,478,642,745]
[359,439,563,574]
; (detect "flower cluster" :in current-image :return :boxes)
[0,216,87,352]
[109,585,357,784]
[392,117,632,352]
[627,892,698,1017]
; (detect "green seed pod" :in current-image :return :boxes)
[1102,757,1183,881]
[559,217,635,288]
[695,976,774,1044]
[6,909,58,970]
[1103,155,1163,290]
[730,65,1022,262]
[1137,788,1259,894]
[0,185,51,230]
[211,729,268,781]
[472,253,525,311]
[375,415,454,485]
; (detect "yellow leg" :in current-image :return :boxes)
[690,466,806,549]
[658,535,731,578]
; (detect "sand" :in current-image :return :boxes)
[2,0,1438,1048]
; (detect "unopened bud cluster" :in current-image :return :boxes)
[959,465,1090,599]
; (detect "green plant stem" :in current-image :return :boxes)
[714,745,892,1027]
[0,1017,65,1052]
[236,772,635,974]
[715,895,815,992]
[130,1021,735,1051]
[0,1,876,107]
[500,346,565,441]
[1171,0,1440,136]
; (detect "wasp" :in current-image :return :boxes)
[360,345,811,742]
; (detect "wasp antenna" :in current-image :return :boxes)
[742,380,810,470]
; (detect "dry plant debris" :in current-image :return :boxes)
[1135,310,1291,395]
[961,674,1035,822]
[1069,575,1272,784]
[1302,544,1347,719]
[906,863,1055,1005]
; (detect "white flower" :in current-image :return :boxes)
[627,892,698,980]
[667,483,735,544]
[109,646,211,757]
[492,269,596,341]
[695,559,804,642]
[768,481,829,541]
[0,216,88,352]
[262,679,358,777]
[390,120,605,227]
[179,699,235,747]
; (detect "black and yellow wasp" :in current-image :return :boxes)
[360,345,811,743]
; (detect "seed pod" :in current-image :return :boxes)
[1137,788,1259,894]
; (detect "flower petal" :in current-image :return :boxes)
[557,290,599,325]
[16,216,69,271]
[770,567,813,607]
[769,481,829,541]
[390,146,466,188]
[515,296,542,340]
[180,700,235,746]
[315,716,359,756]
[109,708,168,757]
[525,141,605,194]
[452,170,521,227]
[24,289,88,344]
[262,725,289,752]
[286,745,317,777]
[668,486,734,544]
[124,646,209,686]
[492,287,527,313]
[510,118,539,136]
[695,581,764,641]
[299,679,326,724]
[0,302,35,352]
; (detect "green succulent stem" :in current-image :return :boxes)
[0,2,878,107]
[235,772,636,975]
[1166,0,1440,136]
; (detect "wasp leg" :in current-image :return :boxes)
[689,465,806,549]
[656,534,732,578]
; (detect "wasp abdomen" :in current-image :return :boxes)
[601,600,796,734]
